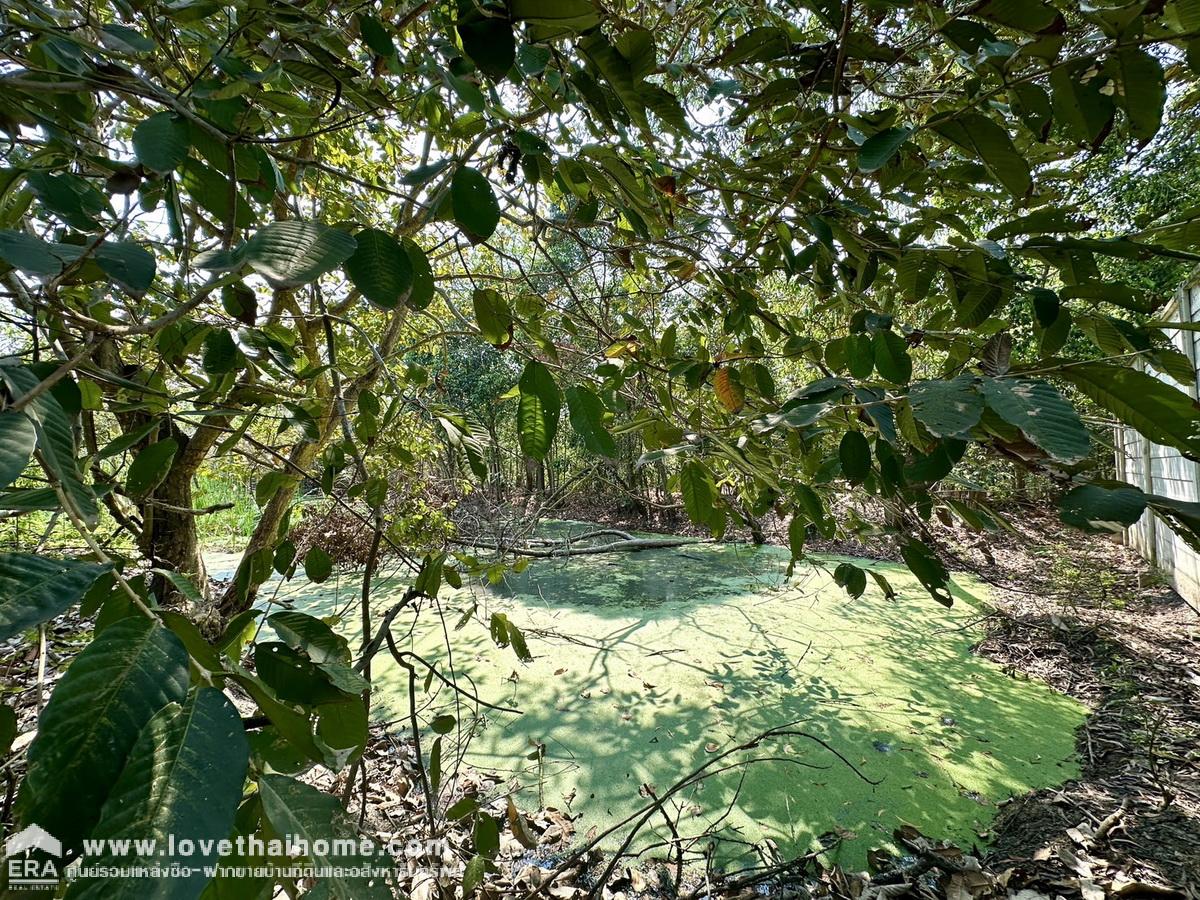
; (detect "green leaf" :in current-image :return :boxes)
[1,365,99,526]
[971,0,1062,32]
[269,611,351,665]
[472,288,514,347]
[0,552,109,641]
[463,855,488,894]
[787,515,805,564]
[900,540,953,606]
[402,239,435,310]
[987,208,1090,240]
[134,112,191,174]
[18,617,190,851]
[579,31,649,132]
[414,552,445,598]
[254,470,294,507]
[931,112,1031,197]
[402,160,451,186]
[357,14,396,56]
[565,385,617,457]
[458,9,516,81]
[978,378,1091,464]
[344,228,413,310]
[258,775,392,899]
[203,329,239,374]
[0,704,15,755]
[1113,47,1165,144]
[0,229,78,276]
[833,562,867,598]
[908,377,983,438]
[517,360,561,460]
[452,167,501,241]
[838,431,871,484]
[1059,482,1146,533]
[679,460,724,536]
[255,642,347,704]
[509,0,600,36]
[1057,363,1200,458]
[1050,64,1114,146]
[0,487,63,511]
[0,410,35,489]
[126,438,179,497]
[157,609,225,675]
[243,221,357,288]
[178,158,254,228]
[858,127,911,173]
[873,330,912,384]
[304,546,334,583]
[316,697,368,770]
[474,812,500,857]
[65,689,249,900]
[95,241,156,294]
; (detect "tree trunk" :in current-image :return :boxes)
[215,426,326,618]
[138,418,227,601]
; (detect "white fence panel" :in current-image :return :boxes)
[1116,283,1200,604]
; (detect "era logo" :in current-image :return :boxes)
[4,825,61,890]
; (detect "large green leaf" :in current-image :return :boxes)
[565,385,617,457]
[838,431,871,483]
[679,459,724,536]
[1112,47,1165,144]
[873,330,912,384]
[0,229,79,276]
[126,438,179,497]
[0,410,36,489]
[65,689,249,900]
[972,0,1061,32]
[304,546,333,583]
[1,364,99,526]
[458,7,515,80]
[509,0,600,34]
[858,127,911,173]
[1057,362,1200,458]
[133,112,191,174]
[908,377,983,438]
[900,540,953,607]
[451,167,501,241]
[403,238,435,310]
[979,377,1091,464]
[178,158,254,228]
[0,552,109,641]
[96,241,156,294]
[244,221,357,288]
[343,228,413,309]
[517,360,561,459]
[18,617,190,850]
[258,775,392,900]
[268,611,351,665]
[932,112,1031,197]
[1050,64,1114,146]
[1059,482,1146,533]
[472,288,514,346]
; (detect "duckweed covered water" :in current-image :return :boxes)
[249,525,1085,869]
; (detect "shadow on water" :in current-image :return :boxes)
[263,526,1086,870]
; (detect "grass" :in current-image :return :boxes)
[194,472,260,550]
[257,529,1086,871]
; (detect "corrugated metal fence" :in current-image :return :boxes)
[1114,281,1200,603]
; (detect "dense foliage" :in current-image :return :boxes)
[3,0,1200,895]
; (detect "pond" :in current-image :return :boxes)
[223,525,1086,870]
